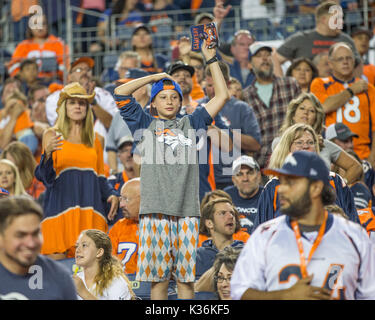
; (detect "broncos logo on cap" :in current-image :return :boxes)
[284,154,298,166]
[155,128,193,152]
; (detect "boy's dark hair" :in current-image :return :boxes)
[0,196,43,233]
[20,59,38,72]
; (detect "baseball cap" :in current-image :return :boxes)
[325,123,359,141]
[351,27,373,39]
[116,68,149,84]
[249,42,272,58]
[117,135,134,149]
[166,60,195,77]
[263,151,330,185]
[70,57,95,71]
[150,78,183,102]
[0,187,9,196]
[232,155,260,174]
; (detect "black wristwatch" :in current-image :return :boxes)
[346,87,354,97]
[206,56,218,65]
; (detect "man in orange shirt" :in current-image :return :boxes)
[310,42,375,166]
[108,178,140,276]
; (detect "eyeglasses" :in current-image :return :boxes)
[72,67,90,73]
[293,140,315,148]
[215,275,232,283]
[331,56,354,63]
[119,196,131,203]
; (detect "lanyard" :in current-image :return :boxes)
[291,211,328,278]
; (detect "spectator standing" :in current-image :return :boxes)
[113,39,230,299]
[310,42,375,166]
[231,151,375,300]
[273,1,360,77]
[0,196,77,300]
[35,82,119,260]
[243,42,301,170]
[45,57,118,164]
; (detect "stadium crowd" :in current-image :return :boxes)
[0,0,375,301]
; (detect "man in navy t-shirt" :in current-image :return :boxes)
[0,196,77,300]
[224,155,263,234]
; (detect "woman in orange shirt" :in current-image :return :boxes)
[8,14,69,82]
[35,82,118,260]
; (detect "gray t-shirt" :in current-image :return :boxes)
[277,29,360,63]
[116,95,213,218]
[105,111,132,152]
[0,255,77,300]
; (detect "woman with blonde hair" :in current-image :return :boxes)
[0,158,28,196]
[73,229,135,300]
[254,123,359,231]
[35,82,118,260]
[1,141,45,199]
[272,92,362,185]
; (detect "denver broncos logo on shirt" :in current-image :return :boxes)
[154,128,192,151]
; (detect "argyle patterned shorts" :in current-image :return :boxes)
[136,213,199,283]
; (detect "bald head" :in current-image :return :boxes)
[120,178,140,221]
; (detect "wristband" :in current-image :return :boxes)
[206,56,218,65]
[346,87,354,97]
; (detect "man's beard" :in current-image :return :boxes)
[253,64,273,81]
[280,187,312,219]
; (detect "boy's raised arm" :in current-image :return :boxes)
[114,72,173,96]
[201,40,230,119]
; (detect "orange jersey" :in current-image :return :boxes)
[191,73,205,101]
[357,207,375,237]
[363,64,375,86]
[311,76,375,159]
[8,35,69,80]
[198,231,250,248]
[108,218,139,275]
